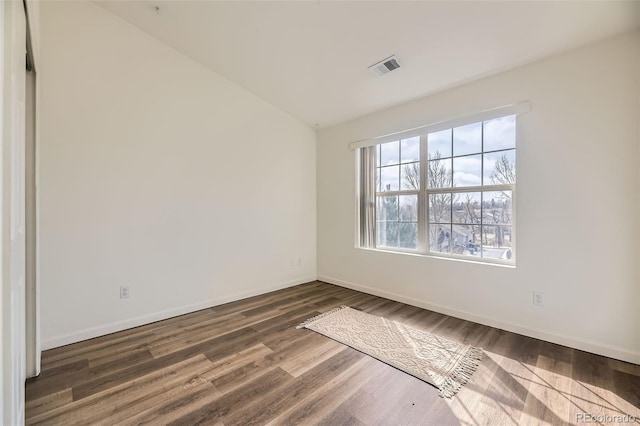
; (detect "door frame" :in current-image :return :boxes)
[1,0,27,423]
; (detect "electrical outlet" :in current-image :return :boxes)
[533,291,544,307]
[297,257,302,267]
[120,286,130,299]
[289,259,295,267]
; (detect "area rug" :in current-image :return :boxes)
[296,306,483,398]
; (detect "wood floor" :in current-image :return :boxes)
[26,281,640,425]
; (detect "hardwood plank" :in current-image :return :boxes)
[205,334,329,395]
[446,328,509,426]
[148,313,255,358]
[520,343,574,425]
[24,389,73,419]
[222,347,364,426]
[40,307,221,368]
[474,334,542,425]
[99,380,220,426]
[611,369,640,412]
[28,359,88,382]
[569,350,638,424]
[279,338,345,377]
[72,328,256,401]
[332,362,435,425]
[167,368,293,426]
[25,281,640,425]
[318,409,367,426]
[27,354,214,425]
[266,357,377,426]
[27,350,154,401]
[199,343,274,382]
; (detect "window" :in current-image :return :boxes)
[359,109,521,264]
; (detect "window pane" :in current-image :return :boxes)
[453,122,482,156]
[464,225,482,257]
[399,222,418,249]
[428,129,451,159]
[429,193,452,223]
[484,149,516,185]
[401,162,420,190]
[427,159,452,189]
[484,115,515,152]
[380,140,400,166]
[453,154,482,187]
[377,221,398,248]
[380,165,399,192]
[453,192,481,224]
[401,137,420,163]
[429,224,451,254]
[481,225,513,260]
[451,224,481,255]
[377,195,398,221]
[482,191,512,225]
[399,195,418,221]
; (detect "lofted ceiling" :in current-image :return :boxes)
[95,1,640,128]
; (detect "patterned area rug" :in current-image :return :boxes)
[297,306,483,398]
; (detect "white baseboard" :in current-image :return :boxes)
[42,275,317,350]
[318,275,640,365]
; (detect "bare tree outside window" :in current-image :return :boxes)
[403,162,420,191]
[490,153,516,202]
[490,154,516,185]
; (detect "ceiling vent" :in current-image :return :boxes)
[368,55,401,76]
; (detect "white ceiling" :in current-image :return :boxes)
[95,1,640,128]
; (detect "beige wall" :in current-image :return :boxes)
[39,1,316,349]
[318,32,640,363]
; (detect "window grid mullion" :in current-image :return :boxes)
[398,141,402,196]
[427,184,513,195]
[419,134,427,253]
[480,121,484,258]
[376,190,419,197]
[449,128,453,228]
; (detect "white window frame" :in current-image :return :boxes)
[354,102,529,266]
[374,138,423,252]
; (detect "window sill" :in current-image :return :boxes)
[355,246,516,268]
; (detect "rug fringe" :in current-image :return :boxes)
[439,346,484,398]
[296,305,349,329]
